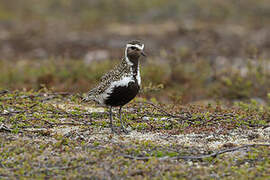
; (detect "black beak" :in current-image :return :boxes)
[141,51,147,57]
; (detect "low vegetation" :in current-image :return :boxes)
[0,89,269,179]
[1,57,270,104]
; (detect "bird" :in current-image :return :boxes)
[83,40,146,133]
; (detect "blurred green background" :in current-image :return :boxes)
[1,0,270,104]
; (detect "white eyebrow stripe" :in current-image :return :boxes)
[126,44,144,50]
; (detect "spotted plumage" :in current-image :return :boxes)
[84,40,146,133]
[86,59,136,105]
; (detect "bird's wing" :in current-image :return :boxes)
[87,59,129,98]
[100,58,125,81]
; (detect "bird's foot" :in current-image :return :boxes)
[121,125,130,134]
[110,124,130,134]
[110,126,118,134]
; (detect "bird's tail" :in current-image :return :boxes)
[82,96,89,102]
[82,95,97,103]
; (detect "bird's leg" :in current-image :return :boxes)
[109,106,116,133]
[119,106,128,134]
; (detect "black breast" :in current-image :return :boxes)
[105,81,140,107]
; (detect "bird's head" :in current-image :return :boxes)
[125,40,146,65]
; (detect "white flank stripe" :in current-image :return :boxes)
[97,76,134,105]
[111,76,134,87]
[136,65,141,86]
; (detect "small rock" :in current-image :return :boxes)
[142,117,150,121]
[2,110,9,114]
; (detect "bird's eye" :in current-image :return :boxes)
[130,47,136,50]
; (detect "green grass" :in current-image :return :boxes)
[0,90,270,178]
[1,57,270,104]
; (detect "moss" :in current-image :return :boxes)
[0,90,270,179]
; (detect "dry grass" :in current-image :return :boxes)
[0,90,270,179]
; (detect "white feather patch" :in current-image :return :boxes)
[126,43,144,50]
[97,75,135,105]
[136,65,141,86]
[125,57,133,66]
[111,76,134,87]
